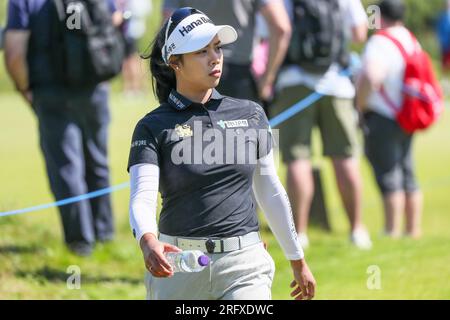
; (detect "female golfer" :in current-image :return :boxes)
[128,7,316,300]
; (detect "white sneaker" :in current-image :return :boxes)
[350,228,372,250]
[297,232,310,249]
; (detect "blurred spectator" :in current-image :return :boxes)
[251,13,270,80]
[251,14,272,115]
[4,0,121,256]
[436,0,450,71]
[116,0,152,96]
[162,0,291,114]
[272,0,371,249]
[356,0,423,239]
[0,26,4,50]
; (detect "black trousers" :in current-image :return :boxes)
[33,84,114,246]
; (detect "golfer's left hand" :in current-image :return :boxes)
[290,259,316,300]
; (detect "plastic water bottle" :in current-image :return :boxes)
[165,250,210,273]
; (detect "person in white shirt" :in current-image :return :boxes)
[116,0,152,95]
[272,0,372,249]
[356,0,422,239]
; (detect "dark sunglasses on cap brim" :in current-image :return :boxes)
[165,7,205,43]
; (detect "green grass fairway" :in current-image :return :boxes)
[1,87,449,299]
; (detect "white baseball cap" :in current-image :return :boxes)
[162,7,238,65]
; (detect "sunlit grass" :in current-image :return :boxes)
[1,91,449,299]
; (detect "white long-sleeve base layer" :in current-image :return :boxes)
[129,150,304,260]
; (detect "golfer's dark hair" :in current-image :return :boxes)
[142,21,181,104]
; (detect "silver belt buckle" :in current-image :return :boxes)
[205,238,216,254]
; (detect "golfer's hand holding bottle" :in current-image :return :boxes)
[165,250,210,273]
[140,233,181,278]
[290,259,316,300]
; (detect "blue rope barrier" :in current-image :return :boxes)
[269,91,323,128]
[2,58,448,219]
[1,67,352,218]
[0,183,129,218]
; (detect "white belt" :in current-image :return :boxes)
[159,232,261,254]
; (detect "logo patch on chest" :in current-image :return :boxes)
[174,124,193,138]
[216,119,249,129]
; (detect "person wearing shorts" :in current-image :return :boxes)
[356,0,422,238]
[272,0,372,249]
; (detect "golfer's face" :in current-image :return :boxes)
[178,35,223,90]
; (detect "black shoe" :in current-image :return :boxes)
[97,234,114,243]
[67,242,93,257]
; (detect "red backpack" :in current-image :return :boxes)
[376,29,444,134]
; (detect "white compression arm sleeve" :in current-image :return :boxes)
[129,163,160,244]
[252,150,305,260]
